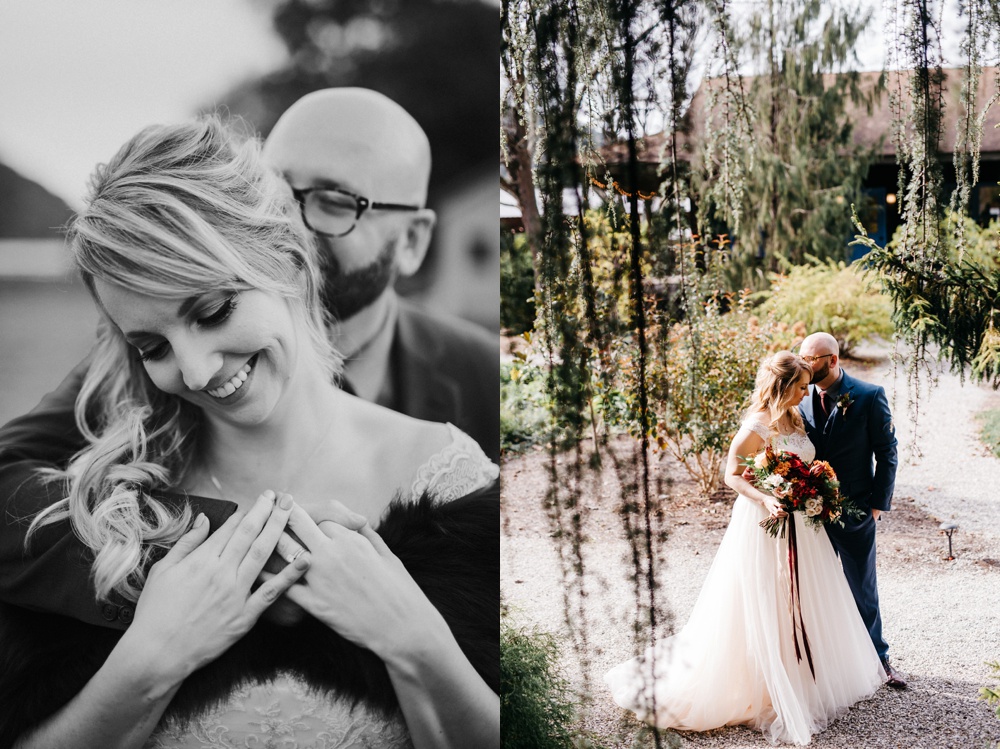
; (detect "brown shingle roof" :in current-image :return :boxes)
[603,67,1000,166]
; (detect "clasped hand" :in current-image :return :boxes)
[262,504,446,660]
[124,490,310,685]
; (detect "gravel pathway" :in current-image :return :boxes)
[501,349,1000,749]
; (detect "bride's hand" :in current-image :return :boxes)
[762,493,788,519]
[124,490,309,684]
[258,501,368,627]
[263,502,445,658]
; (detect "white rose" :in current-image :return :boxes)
[805,498,823,517]
[753,451,770,469]
[764,474,785,488]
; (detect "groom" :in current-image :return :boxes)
[798,332,905,689]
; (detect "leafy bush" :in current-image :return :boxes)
[757,256,894,356]
[978,408,1000,460]
[644,290,775,495]
[980,660,1000,720]
[501,355,551,454]
[888,209,1000,271]
[501,613,598,749]
[502,230,536,335]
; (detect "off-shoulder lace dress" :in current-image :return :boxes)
[146,424,498,749]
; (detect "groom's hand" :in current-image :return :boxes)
[872,509,882,521]
[257,500,369,626]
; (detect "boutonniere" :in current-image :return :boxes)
[837,392,855,417]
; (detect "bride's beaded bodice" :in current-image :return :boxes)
[145,426,498,749]
[743,417,816,464]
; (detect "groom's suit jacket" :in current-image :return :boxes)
[799,370,898,519]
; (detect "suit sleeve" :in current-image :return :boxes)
[0,359,108,623]
[867,386,897,512]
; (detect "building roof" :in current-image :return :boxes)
[602,66,1000,168]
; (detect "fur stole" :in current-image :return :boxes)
[0,486,499,746]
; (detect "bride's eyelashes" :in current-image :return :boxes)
[133,294,240,362]
[199,294,240,327]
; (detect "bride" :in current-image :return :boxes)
[605,351,885,745]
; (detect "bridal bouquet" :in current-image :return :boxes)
[741,445,862,680]
[741,445,860,537]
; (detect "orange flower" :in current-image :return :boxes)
[774,461,790,477]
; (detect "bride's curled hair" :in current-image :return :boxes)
[28,116,341,603]
[747,351,811,435]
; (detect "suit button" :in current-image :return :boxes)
[101,603,118,621]
[118,606,134,625]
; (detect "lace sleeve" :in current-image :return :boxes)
[742,417,770,441]
[409,424,500,502]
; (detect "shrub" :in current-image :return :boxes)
[644,290,775,495]
[500,614,582,749]
[980,660,1000,720]
[889,209,1000,271]
[758,256,894,356]
[502,230,536,335]
[978,408,1000,459]
[501,356,551,454]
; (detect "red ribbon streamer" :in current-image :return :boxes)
[787,517,816,680]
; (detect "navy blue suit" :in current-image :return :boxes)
[799,370,897,660]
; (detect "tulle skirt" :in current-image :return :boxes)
[605,495,885,745]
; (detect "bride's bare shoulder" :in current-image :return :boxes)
[343,397,451,465]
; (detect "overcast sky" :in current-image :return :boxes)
[0,0,286,209]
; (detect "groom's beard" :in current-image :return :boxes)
[317,239,397,321]
[809,362,831,384]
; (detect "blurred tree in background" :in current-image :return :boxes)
[222,0,495,197]
[217,0,496,292]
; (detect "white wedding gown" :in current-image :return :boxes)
[146,424,499,749]
[605,418,884,745]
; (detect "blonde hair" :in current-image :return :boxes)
[747,351,811,436]
[29,116,341,602]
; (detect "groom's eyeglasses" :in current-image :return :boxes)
[801,354,833,364]
[291,186,421,238]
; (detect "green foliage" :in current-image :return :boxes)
[888,210,1000,270]
[758,257,895,356]
[695,0,879,282]
[502,231,537,334]
[501,356,552,454]
[980,660,1000,720]
[501,612,607,749]
[644,289,775,495]
[976,407,1000,459]
[856,209,1000,387]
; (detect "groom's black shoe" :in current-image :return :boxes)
[881,658,907,689]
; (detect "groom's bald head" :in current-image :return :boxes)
[800,332,841,388]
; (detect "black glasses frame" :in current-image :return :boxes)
[291,186,420,238]
[801,354,834,365]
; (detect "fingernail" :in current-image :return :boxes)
[293,552,310,569]
[194,513,207,528]
[279,493,293,510]
[261,490,276,502]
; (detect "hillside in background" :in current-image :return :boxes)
[0,162,74,238]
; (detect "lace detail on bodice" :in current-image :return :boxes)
[409,423,499,501]
[742,418,816,464]
[146,677,411,749]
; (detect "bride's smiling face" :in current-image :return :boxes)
[784,372,811,408]
[95,279,307,427]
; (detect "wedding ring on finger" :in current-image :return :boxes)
[275,533,308,565]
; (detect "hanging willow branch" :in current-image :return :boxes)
[860,0,1000,392]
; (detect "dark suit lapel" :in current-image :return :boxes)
[827,371,857,439]
[388,305,463,424]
